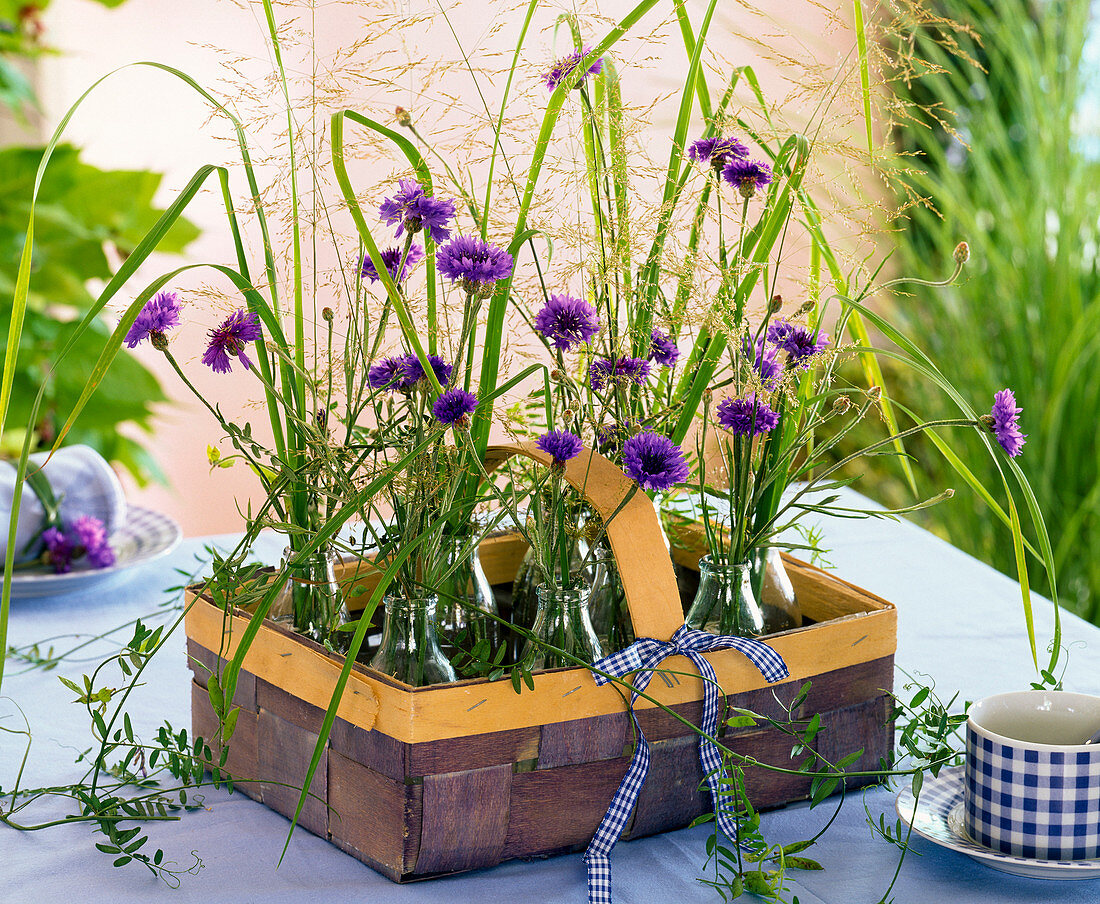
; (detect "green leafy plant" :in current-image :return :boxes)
[871,0,1100,621]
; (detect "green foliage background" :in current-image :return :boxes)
[873,0,1100,621]
[1,0,198,483]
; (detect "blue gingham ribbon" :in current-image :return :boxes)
[582,625,789,904]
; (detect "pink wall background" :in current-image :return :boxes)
[27,0,863,537]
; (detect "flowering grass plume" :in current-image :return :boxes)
[202,309,263,374]
[361,244,425,284]
[716,395,780,436]
[986,389,1027,457]
[723,158,773,198]
[622,432,689,491]
[537,429,583,465]
[431,388,477,427]
[688,136,748,172]
[369,353,452,392]
[535,294,600,351]
[380,179,455,244]
[589,356,651,391]
[436,235,514,297]
[125,290,182,349]
[649,329,680,367]
[542,48,603,90]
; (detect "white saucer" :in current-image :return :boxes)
[895,766,1100,879]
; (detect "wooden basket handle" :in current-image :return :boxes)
[483,442,684,642]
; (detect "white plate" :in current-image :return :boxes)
[895,766,1100,879]
[4,507,182,599]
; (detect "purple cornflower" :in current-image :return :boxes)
[649,329,680,367]
[537,429,583,465]
[71,515,115,568]
[431,388,478,428]
[622,433,689,492]
[765,319,796,346]
[368,356,405,390]
[202,309,263,374]
[716,395,780,436]
[436,235,514,298]
[369,353,453,392]
[534,294,600,352]
[589,356,651,392]
[125,290,182,349]
[688,136,749,172]
[987,389,1027,457]
[360,244,425,284]
[744,335,783,389]
[542,48,603,90]
[777,325,831,368]
[723,157,773,198]
[41,526,75,574]
[379,179,456,244]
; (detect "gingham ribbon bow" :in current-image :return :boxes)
[582,625,789,904]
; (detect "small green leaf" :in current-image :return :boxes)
[785,856,824,870]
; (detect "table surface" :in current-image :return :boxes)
[3,494,1098,903]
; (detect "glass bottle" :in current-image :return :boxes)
[522,584,603,670]
[685,555,766,637]
[435,534,500,657]
[369,594,457,686]
[587,541,634,653]
[750,546,802,634]
[271,545,350,647]
[509,540,589,658]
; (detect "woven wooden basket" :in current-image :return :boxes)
[185,444,895,881]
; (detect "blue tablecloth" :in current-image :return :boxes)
[3,497,1098,903]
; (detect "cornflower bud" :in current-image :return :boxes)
[953,241,970,264]
[796,299,817,318]
[395,106,412,127]
[866,385,882,402]
[768,294,783,315]
[832,394,851,413]
[322,307,334,322]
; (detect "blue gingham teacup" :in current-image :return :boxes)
[964,690,1100,860]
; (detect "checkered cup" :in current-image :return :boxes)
[964,690,1100,860]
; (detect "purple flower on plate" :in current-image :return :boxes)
[537,429,583,465]
[688,136,749,172]
[542,48,603,90]
[202,309,263,374]
[71,514,115,568]
[379,179,456,244]
[125,290,182,349]
[431,388,478,427]
[986,388,1027,457]
[716,395,780,436]
[361,244,425,284]
[649,329,680,367]
[723,158,773,198]
[436,235,514,298]
[534,294,600,352]
[42,526,75,574]
[589,356,651,392]
[622,432,689,492]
